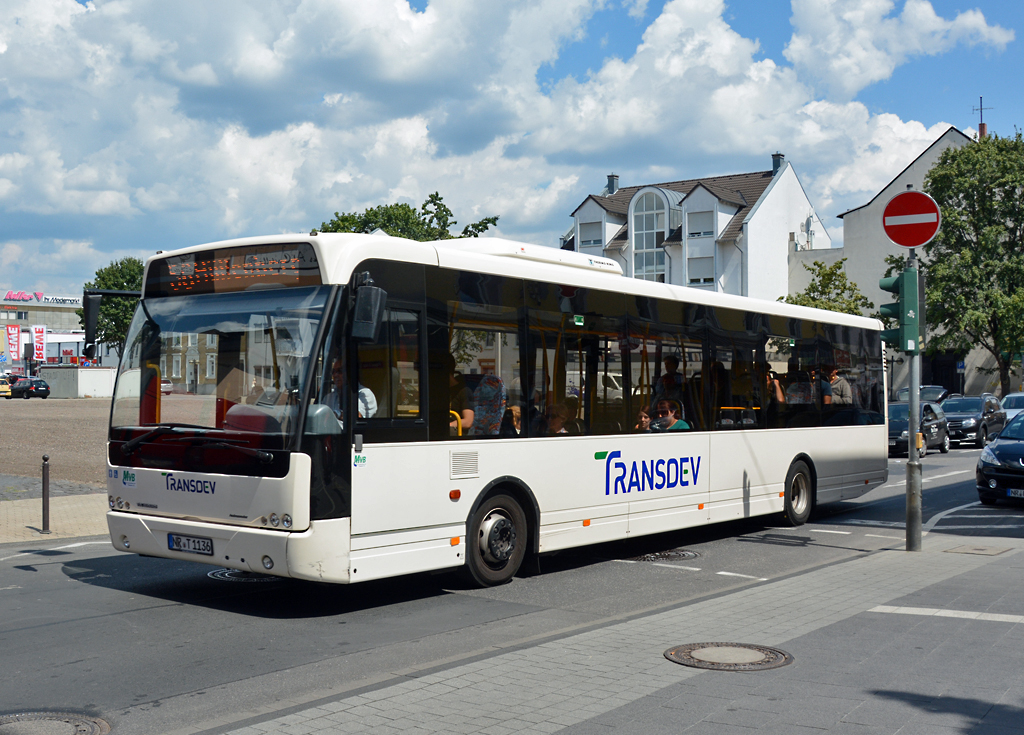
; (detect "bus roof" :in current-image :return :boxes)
[143,232,881,331]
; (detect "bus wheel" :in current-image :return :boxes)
[783,460,813,526]
[466,494,527,587]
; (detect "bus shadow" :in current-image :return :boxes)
[55,553,455,618]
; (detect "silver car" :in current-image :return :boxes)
[1002,393,1024,422]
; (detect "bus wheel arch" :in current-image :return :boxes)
[783,455,816,526]
[464,477,538,587]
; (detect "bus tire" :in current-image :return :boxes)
[783,460,813,527]
[466,494,527,587]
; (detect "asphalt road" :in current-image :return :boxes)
[1,431,1019,734]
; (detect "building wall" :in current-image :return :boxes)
[747,164,831,302]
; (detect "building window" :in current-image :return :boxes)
[207,334,218,347]
[206,354,216,379]
[188,333,197,346]
[632,192,666,282]
[688,256,715,285]
[687,211,713,238]
[160,356,167,377]
[579,222,603,247]
[172,355,181,378]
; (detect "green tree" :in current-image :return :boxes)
[921,132,1024,396]
[318,192,499,241]
[781,258,874,316]
[76,257,144,358]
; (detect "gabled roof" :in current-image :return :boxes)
[837,126,972,219]
[572,170,775,242]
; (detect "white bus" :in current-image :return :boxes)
[105,233,888,586]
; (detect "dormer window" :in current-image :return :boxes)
[687,211,713,238]
[579,222,603,247]
[632,192,666,282]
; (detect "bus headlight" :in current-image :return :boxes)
[116,497,124,509]
[109,496,115,509]
[262,556,274,570]
[282,514,292,529]
[269,513,279,527]
[121,536,131,549]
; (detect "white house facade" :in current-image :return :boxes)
[564,155,831,302]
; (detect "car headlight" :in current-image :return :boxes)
[979,446,999,466]
[900,430,908,439]
[962,418,977,427]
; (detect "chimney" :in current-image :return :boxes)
[607,173,619,195]
[772,153,785,175]
[979,122,988,139]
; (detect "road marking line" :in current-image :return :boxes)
[923,470,972,481]
[809,529,852,535]
[0,541,109,563]
[870,605,1024,624]
[947,514,1024,518]
[865,534,902,539]
[717,571,768,581]
[837,519,906,528]
[611,559,701,571]
[923,501,980,534]
[928,524,1024,530]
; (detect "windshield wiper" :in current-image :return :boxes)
[165,436,274,464]
[120,423,208,456]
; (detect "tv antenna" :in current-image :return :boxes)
[973,96,993,137]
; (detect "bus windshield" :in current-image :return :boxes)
[111,286,332,446]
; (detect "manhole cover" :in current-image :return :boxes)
[629,549,701,562]
[207,569,280,582]
[0,712,110,734]
[944,545,1009,556]
[664,643,793,671]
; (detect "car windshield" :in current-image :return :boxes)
[920,387,946,401]
[1002,395,1024,409]
[888,404,909,420]
[941,398,982,412]
[1001,414,1024,440]
[111,286,332,441]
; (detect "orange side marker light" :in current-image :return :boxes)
[450,537,460,546]
[698,503,704,510]
[583,519,591,527]
[449,489,461,501]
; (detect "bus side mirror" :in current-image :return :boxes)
[351,285,387,343]
[83,292,102,359]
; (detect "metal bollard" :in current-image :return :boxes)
[41,454,52,535]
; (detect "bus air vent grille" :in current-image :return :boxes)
[450,451,479,479]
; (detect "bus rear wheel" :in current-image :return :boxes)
[783,460,813,526]
[466,494,527,587]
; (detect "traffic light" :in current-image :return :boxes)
[879,269,919,353]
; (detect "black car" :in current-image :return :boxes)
[888,400,949,456]
[9,378,50,399]
[942,394,1005,447]
[895,385,950,403]
[977,413,1024,505]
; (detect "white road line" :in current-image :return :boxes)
[0,540,109,563]
[927,524,1024,530]
[717,571,768,581]
[923,470,973,481]
[837,519,906,528]
[870,605,1024,624]
[865,534,903,539]
[923,501,980,534]
[611,559,701,571]
[809,529,852,535]
[947,514,1024,519]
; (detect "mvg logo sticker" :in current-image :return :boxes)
[121,470,136,488]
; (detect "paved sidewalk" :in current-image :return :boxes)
[161,533,1024,735]
[0,492,108,544]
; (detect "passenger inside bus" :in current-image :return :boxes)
[651,399,690,431]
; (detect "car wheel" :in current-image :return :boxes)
[939,433,950,454]
[979,495,997,506]
[783,460,813,526]
[22,392,29,399]
[465,493,528,587]
[976,426,988,448]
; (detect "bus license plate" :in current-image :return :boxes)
[1009,488,1024,499]
[168,533,213,556]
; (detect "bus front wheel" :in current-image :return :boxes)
[783,460,813,526]
[466,494,527,587]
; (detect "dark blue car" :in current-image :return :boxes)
[977,413,1024,505]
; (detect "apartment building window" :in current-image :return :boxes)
[579,222,603,247]
[632,192,666,282]
[687,211,713,238]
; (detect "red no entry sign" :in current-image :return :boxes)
[882,190,941,248]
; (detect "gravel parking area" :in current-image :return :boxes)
[0,397,110,499]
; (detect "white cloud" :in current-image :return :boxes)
[785,0,1014,98]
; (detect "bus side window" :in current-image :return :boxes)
[356,309,421,421]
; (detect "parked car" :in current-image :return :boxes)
[976,413,1024,505]
[9,378,50,399]
[942,394,1006,447]
[160,378,173,395]
[0,378,10,398]
[1001,392,1024,422]
[888,400,949,456]
[895,385,950,403]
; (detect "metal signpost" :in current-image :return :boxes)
[879,186,941,552]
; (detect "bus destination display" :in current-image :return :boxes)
[146,242,322,297]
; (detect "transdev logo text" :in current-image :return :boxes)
[164,473,216,494]
[597,451,700,495]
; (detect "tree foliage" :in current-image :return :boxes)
[920,132,1024,395]
[781,258,874,316]
[76,257,144,358]
[318,192,499,241]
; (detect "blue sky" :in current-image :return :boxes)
[0,0,1019,295]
